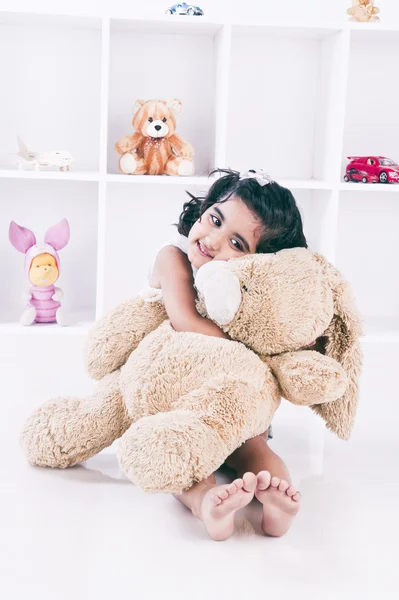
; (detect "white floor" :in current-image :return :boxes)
[1,336,397,600]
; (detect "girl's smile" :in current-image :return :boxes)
[196,241,213,258]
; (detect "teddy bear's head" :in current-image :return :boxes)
[195,248,362,438]
[195,249,335,355]
[132,98,182,139]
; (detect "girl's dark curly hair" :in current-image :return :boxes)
[176,169,307,253]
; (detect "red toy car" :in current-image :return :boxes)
[344,156,399,184]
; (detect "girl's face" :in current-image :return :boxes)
[187,196,262,269]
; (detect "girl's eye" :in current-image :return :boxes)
[232,239,243,251]
[162,117,167,122]
[211,215,221,227]
[148,117,153,123]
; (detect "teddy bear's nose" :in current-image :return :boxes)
[154,125,162,131]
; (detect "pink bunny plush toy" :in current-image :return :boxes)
[9,219,70,326]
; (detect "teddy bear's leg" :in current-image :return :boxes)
[119,153,147,175]
[164,157,194,177]
[269,351,348,407]
[117,374,278,494]
[20,371,132,468]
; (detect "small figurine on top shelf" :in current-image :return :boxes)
[15,137,74,171]
[165,3,204,15]
[9,219,70,326]
[347,0,380,22]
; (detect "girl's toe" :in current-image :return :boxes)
[211,495,222,506]
[218,489,229,500]
[227,482,238,495]
[286,486,296,497]
[278,480,290,493]
[233,478,244,490]
[292,492,301,502]
[242,472,257,492]
[271,476,280,488]
[257,470,271,491]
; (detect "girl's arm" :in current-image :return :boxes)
[151,245,229,339]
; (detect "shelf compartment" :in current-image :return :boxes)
[226,25,346,182]
[0,179,98,326]
[0,13,102,172]
[342,29,399,180]
[107,19,220,177]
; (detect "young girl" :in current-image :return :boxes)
[149,169,307,541]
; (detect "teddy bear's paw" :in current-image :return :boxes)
[177,159,194,176]
[275,352,348,406]
[117,410,229,494]
[119,153,138,174]
[115,137,134,154]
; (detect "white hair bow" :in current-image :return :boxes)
[240,169,274,186]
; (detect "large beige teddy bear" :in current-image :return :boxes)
[20,249,362,494]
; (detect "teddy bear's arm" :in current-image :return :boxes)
[84,296,167,381]
[115,133,143,155]
[168,134,194,159]
[267,350,348,407]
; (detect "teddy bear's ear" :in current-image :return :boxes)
[311,254,363,440]
[133,99,145,115]
[167,99,182,114]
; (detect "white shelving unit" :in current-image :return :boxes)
[1,9,398,348]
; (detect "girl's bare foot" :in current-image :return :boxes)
[199,472,257,541]
[255,471,301,537]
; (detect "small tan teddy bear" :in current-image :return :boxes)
[347,0,380,22]
[115,98,195,176]
[20,249,362,495]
